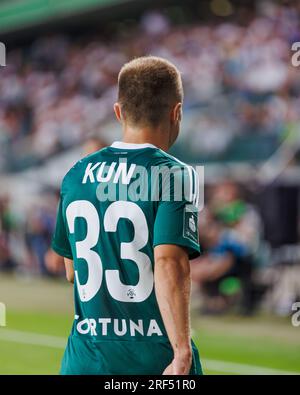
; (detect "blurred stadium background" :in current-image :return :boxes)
[0,0,300,374]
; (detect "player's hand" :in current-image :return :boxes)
[162,350,192,375]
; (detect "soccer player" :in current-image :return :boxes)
[52,56,202,375]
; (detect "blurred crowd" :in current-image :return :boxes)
[0,191,58,275]
[1,2,300,316]
[0,2,300,171]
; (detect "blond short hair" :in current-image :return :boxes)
[118,56,183,127]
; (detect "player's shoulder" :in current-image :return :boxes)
[150,150,199,192]
[61,147,108,188]
[153,149,194,172]
[152,150,199,206]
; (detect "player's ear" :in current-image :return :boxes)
[114,102,122,122]
[171,102,182,123]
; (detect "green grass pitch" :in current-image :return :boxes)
[0,275,299,375]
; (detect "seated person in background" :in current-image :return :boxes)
[210,180,263,260]
[191,181,262,314]
[191,212,249,314]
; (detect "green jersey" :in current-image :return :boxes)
[52,141,202,375]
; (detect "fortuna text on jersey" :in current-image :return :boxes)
[75,316,163,337]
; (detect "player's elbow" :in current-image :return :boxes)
[66,271,74,283]
[155,255,190,279]
[155,246,190,277]
[64,258,74,283]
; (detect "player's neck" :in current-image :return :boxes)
[122,124,171,151]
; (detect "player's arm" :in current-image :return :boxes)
[153,164,201,374]
[51,193,74,283]
[64,258,74,283]
[154,244,192,375]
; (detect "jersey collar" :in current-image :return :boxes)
[110,141,157,150]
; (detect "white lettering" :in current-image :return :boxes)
[113,162,136,184]
[76,318,90,334]
[147,319,163,336]
[97,162,117,182]
[114,318,127,336]
[76,317,163,337]
[98,318,111,335]
[129,319,144,336]
[82,162,101,184]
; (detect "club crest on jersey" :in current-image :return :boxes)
[189,215,196,233]
[127,288,136,299]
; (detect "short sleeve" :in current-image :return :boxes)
[51,196,73,259]
[153,164,201,259]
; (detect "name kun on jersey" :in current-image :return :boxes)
[82,161,136,185]
[75,316,163,337]
[81,160,198,204]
